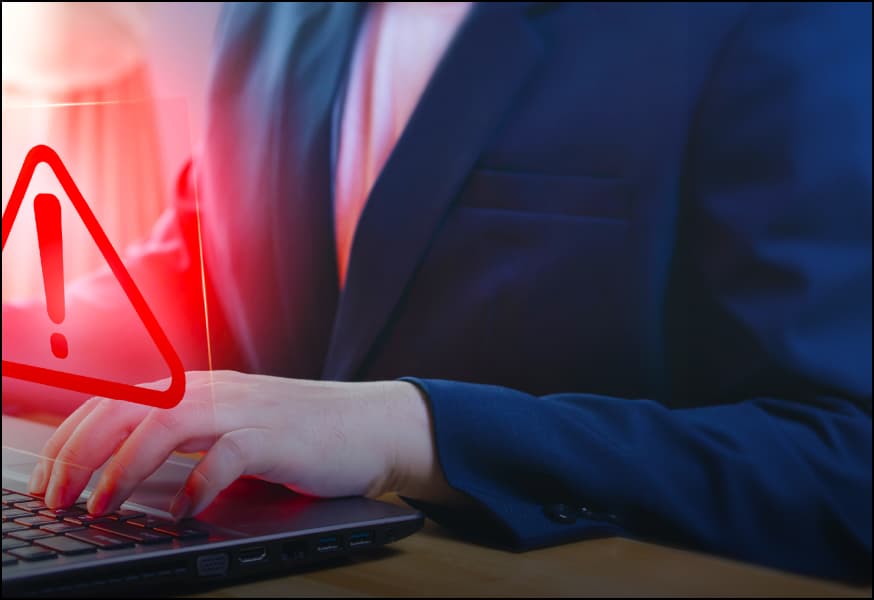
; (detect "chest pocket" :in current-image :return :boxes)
[455,168,633,221]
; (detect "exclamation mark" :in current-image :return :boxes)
[34,193,68,359]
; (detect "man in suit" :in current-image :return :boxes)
[12,2,871,582]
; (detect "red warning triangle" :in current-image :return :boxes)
[2,144,185,409]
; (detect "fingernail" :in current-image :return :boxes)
[28,463,46,494]
[88,491,108,515]
[45,478,66,509]
[170,491,191,520]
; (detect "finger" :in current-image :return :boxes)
[87,398,218,515]
[170,428,267,520]
[175,436,217,454]
[29,396,102,495]
[43,376,181,507]
[45,399,150,508]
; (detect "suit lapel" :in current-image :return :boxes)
[203,2,366,375]
[323,3,545,379]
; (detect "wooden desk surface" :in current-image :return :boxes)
[195,495,869,598]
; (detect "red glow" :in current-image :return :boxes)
[197,478,318,525]
[2,145,185,408]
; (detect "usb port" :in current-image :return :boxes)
[315,536,342,553]
[237,546,267,565]
[347,531,373,548]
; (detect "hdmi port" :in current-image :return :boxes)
[237,546,267,565]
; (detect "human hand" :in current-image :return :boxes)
[28,371,448,518]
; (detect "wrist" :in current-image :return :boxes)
[383,380,471,507]
[381,380,435,498]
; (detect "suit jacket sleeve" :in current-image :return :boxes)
[402,3,871,583]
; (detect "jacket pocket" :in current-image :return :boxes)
[456,168,633,221]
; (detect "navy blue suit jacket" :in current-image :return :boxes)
[190,2,872,581]
[184,2,872,581]
[6,1,863,583]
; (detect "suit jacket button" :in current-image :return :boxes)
[579,505,620,524]
[543,503,577,524]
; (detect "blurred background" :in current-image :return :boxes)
[2,2,221,300]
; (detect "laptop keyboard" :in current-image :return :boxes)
[2,487,209,566]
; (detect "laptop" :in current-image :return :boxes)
[2,414,424,597]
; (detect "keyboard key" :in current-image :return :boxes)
[63,513,111,526]
[92,521,174,545]
[8,528,53,541]
[3,522,29,534]
[13,515,56,528]
[34,536,98,556]
[2,494,33,505]
[153,521,210,540]
[66,529,134,550]
[40,521,86,535]
[127,515,175,529]
[111,509,146,521]
[8,545,57,561]
[128,515,210,539]
[3,508,33,522]
[39,506,86,520]
[2,538,28,551]
[12,499,47,512]
[2,552,19,566]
